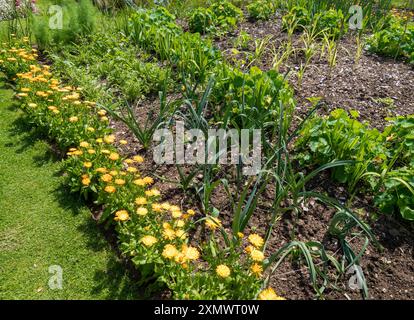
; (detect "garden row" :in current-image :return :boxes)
[0,38,284,300]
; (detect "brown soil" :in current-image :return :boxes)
[214,13,414,129]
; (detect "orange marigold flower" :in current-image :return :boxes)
[248,234,264,248]
[114,179,125,186]
[101,174,113,182]
[141,235,157,247]
[108,153,120,161]
[258,288,286,300]
[104,186,116,193]
[251,263,263,276]
[114,210,130,222]
[205,216,221,230]
[250,249,265,262]
[216,265,231,278]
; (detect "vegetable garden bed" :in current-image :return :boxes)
[1,0,413,300]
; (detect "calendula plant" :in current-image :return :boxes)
[160,217,268,300]
[14,66,111,150]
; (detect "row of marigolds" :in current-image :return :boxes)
[0,38,284,300]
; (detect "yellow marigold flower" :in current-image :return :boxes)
[79,141,89,148]
[119,139,128,145]
[109,170,118,176]
[248,234,264,248]
[237,232,244,238]
[114,210,129,222]
[136,207,148,216]
[205,216,221,230]
[143,176,154,185]
[163,222,172,230]
[133,155,144,163]
[104,185,116,193]
[101,174,113,182]
[133,179,145,186]
[82,177,91,186]
[52,109,60,114]
[183,246,200,261]
[141,235,157,247]
[145,188,160,197]
[176,220,185,228]
[161,202,171,210]
[69,116,79,123]
[97,110,107,116]
[96,138,103,143]
[127,167,138,173]
[162,244,178,259]
[124,159,134,164]
[187,209,196,216]
[114,179,125,186]
[251,263,263,276]
[135,197,147,205]
[73,150,82,156]
[20,88,31,92]
[216,264,231,278]
[170,205,180,212]
[245,245,255,254]
[175,229,187,239]
[171,210,182,219]
[83,162,92,169]
[174,252,186,264]
[17,92,28,97]
[101,149,111,155]
[104,135,115,144]
[87,149,96,154]
[258,287,286,300]
[95,168,107,174]
[108,153,120,161]
[250,249,265,262]
[100,116,109,122]
[87,127,95,132]
[152,203,162,212]
[163,228,176,240]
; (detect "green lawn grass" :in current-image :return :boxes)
[0,79,141,300]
